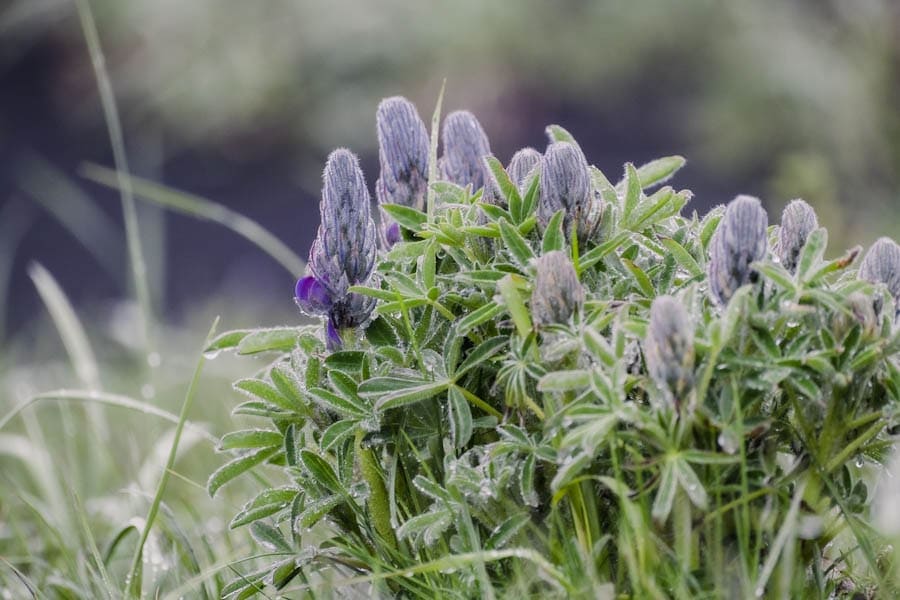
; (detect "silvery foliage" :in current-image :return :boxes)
[537,142,599,242]
[531,251,584,328]
[644,295,694,408]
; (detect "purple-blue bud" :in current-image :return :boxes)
[294,275,333,315]
[309,149,377,298]
[375,97,429,211]
[531,251,584,328]
[707,195,769,306]
[537,142,592,241]
[440,110,492,190]
[645,295,695,407]
[777,199,818,273]
[859,236,900,303]
[507,147,541,192]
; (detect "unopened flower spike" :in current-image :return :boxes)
[295,148,377,349]
[645,295,695,410]
[859,236,900,308]
[537,142,595,241]
[531,251,584,328]
[707,195,769,306]
[777,199,818,273]
[440,110,492,191]
[507,147,542,193]
[375,96,429,247]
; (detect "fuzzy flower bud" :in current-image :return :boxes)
[777,199,818,273]
[707,195,769,306]
[859,237,900,305]
[296,149,377,348]
[531,251,584,328]
[507,147,542,192]
[440,110,492,191]
[376,97,429,210]
[645,295,695,407]
[537,142,593,241]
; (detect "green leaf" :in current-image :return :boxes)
[366,317,399,346]
[218,429,284,451]
[321,420,359,452]
[520,172,541,220]
[204,329,251,354]
[589,166,619,206]
[375,380,451,411]
[299,450,345,495]
[234,378,302,414]
[681,450,741,465]
[550,451,592,491]
[658,237,703,278]
[578,231,630,271]
[324,350,366,374]
[499,218,535,267]
[541,209,566,254]
[448,386,473,448]
[270,365,311,415]
[485,512,530,550]
[621,258,655,298]
[753,262,797,293]
[538,369,592,392]
[456,301,503,336]
[307,387,367,419]
[674,459,708,509]
[632,155,686,189]
[229,488,298,529]
[806,245,861,284]
[520,454,538,507]
[250,521,292,553]
[236,328,299,355]
[796,227,828,282]
[545,124,578,145]
[454,336,508,379]
[652,461,678,523]
[621,163,641,224]
[208,445,280,497]
[382,203,428,232]
[484,155,522,210]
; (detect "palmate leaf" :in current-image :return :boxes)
[208,445,281,497]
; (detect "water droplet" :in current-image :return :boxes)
[147,352,161,368]
[856,457,865,468]
[141,384,156,399]
[203,350,221,360]
[755,586,765,597]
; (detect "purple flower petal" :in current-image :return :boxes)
[294,275,332,315]
[325,318,342,351]
[385,221,401,247]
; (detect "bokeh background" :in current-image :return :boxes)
[2,1,900,593]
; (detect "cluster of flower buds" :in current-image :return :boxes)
[707,195,769,306]
[295,149,377,348]
[644,295,695,410]
[776,199,818,273]
[506,147,542,193]
[859,236,900,313]
[531,251,584,328]
[375,96,430,247]
[537,142,600,242]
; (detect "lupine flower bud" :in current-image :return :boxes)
[644,295,695,408]
[376,97,429,210]
[296,149,378,348]
[440,110,492,190]
[531,251,584,328]
[777,199,818,273]
[507,147,541,192]
[537,142,593,241]
[859,237,900,304]
[707,195,769,306]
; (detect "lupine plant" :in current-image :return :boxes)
[206,94,900,598]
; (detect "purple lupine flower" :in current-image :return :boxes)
[296,149,378,348]
[537,142,594,241]
[777,199,818,273]
[707,195,769,306]
[507,147,541,193]
[375,97,429,247]
[531,251,584,328]
[645,295,695,409]
[440,110,492,191]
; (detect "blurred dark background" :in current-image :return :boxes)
[2,0,900,342]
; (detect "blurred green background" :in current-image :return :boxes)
[1,0,899,593]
